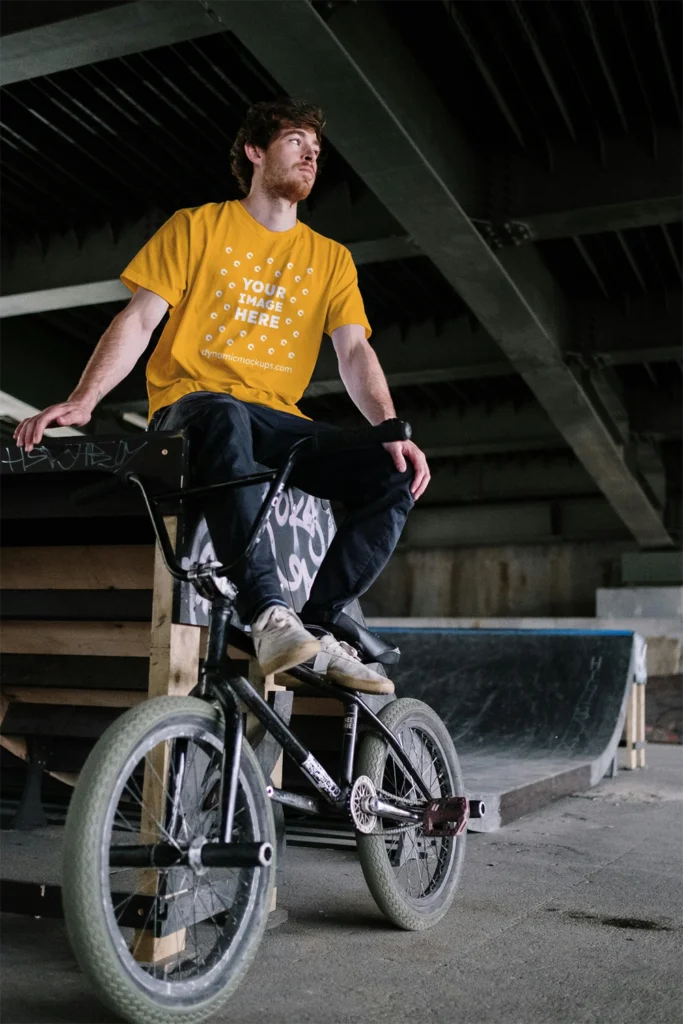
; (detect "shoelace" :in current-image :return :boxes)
[321,635,361,662]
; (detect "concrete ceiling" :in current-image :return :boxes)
[0,0,681,548]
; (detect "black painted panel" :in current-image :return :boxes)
[0,590,153,622]
[0,654,150,691]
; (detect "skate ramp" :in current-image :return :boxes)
[376,627,646,831]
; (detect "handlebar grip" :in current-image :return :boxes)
[71,472,130,506]
[311,419,412,456]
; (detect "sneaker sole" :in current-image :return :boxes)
[259,638,321,678]
[325,668,395,696]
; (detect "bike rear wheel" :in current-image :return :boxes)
[355,697,466,930]
[62,696,275,1024]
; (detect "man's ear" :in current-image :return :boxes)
[244,142,264,168]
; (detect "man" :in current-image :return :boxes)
[14,99,430,693]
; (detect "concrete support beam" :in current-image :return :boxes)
[0,216,419,318]
[0,391,82,437]
[570,293,683,368]
[211,0,670,546]
[632,393,683,440]
[0,1,223,86]
[401,497,629,548]
[329,402,565,459]
[307,316,511,396]
[485,132,682,240]
[424,452,597,506]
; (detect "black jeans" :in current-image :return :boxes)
[150,392,414,624]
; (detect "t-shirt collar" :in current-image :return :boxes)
[233,199,302,242]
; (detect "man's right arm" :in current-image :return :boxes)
[13,287,169,451]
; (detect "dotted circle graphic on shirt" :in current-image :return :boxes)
[295,275,301,282]
[220,268,227,276]
[248,344,254,351]
[239,330,247,337]
[289,297,296,304]
[226,339,234,346]
[255,265,261,272]
[229,282,236,289]
[219,326,226,333]
[307,268,313,274]
[267,257,274,264]
[288,352,295,359]
[260,334,267,341]
[233,260,240,267]
[268,348,275,355]
[275,271,281,278]
[216,290,223,298]
[247,252,253,259]
[298,310,304,317]
[285,318,292,324]
[225,247,232,253]
[210,312,218,320]
[287,262,294,269]
[293,331,299,338]
[280,339,287,346]
[224,303,231,311]
[205,334,213,341]
[302,288,309,295]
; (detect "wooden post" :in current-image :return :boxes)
[133,517,201,963]
[636,682,646,769]
[624,682,638,771]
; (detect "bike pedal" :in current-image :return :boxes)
[422,796,469,837]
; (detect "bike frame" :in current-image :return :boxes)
[126,457,433,844]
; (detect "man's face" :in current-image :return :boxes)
[256,126,320,202]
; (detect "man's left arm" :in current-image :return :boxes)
[331,324,430,500]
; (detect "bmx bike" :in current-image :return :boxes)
[61,419,473,1024]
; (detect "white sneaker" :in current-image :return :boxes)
[251,605,321,677]
[312,634,395,695]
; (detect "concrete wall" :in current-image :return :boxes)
[363,541,634,618]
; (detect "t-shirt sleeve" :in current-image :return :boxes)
[120,210,191,309]
[324,247,372,339]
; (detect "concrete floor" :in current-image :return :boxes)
[1,745,681,1024]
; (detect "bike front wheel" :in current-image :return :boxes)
[355,697,466,931]
[62,696,275,1024]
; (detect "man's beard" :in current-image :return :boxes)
[262,165,314,203]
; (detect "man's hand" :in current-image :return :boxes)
[13,399,94,452]
[383,439,431,500]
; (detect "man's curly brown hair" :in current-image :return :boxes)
[230,99,326,195]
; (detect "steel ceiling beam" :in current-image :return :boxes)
[209,0,670,545]
[0,1,224,86]
[484,131,682,240]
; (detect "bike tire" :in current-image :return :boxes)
[355,697,466,931]
[62,696,275,1024]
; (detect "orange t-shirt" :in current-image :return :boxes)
[121,200,371,419]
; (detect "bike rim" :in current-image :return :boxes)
[99,719,264,1003]
[380,723,458,903]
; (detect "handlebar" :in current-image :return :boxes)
[306,418,411,456]
[70,419,412,587]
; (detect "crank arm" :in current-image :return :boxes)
[367,798,422,823]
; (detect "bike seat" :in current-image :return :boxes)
[304,611,400,666]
